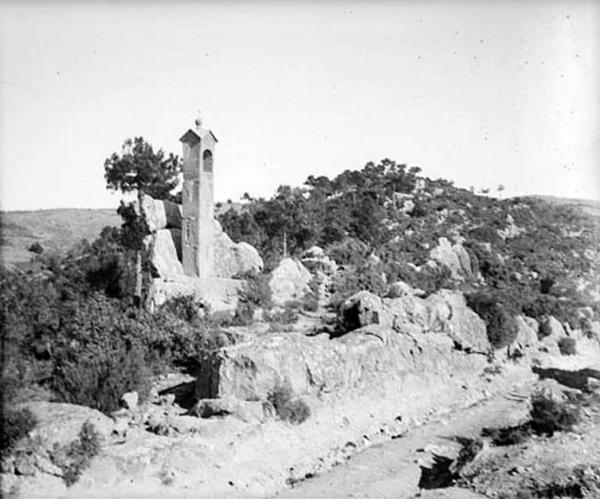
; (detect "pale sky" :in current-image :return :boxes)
[1,0,599,211]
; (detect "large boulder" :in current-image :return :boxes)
[387,291,489,353]
[140,196,263,281]
[429,237,473,279]
[268,258,312,306]
[138,193,182,232]
[301,245,338,275]
[149,229,184,278]
[196,329,415,401]
[538,315,567,354]
[213,220,263,278]
[338,291,392,331]
[513,315,539,349]
[437,291,490,353]
[539,315,567,340]
[192,397,265,423]
[340,288,490,353]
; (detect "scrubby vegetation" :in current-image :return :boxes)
[0,232,232,414]
[2,155,599,425]
[50,422,101,486]
[558,337,577,356]
[466,291,519,349]
[482,392,581,448]
[0,408,37,453]
[267,384,311,424]
[219,159,599,332]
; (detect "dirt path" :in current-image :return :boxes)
[274,351,600,499]
[274,388,533,499]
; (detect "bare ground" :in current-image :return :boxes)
[275,356,600,499]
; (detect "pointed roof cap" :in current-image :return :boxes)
[179,127,218,145]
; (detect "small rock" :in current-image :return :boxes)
[121,391,139,410]
[160,394,176,406]
[587,377,600,392]
[14,454,36,476]
[35,454,63,476]
[113,417,130,437]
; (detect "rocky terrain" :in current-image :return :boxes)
[1,161,599,498]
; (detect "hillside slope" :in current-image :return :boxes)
[0,209,120,267]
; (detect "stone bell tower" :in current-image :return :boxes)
[179,114,218,278]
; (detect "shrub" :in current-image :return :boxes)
[266,301,301,325]
[325,238,370,267]
[481,425,530,446]
[160,295,206,323]
[50,421,101,486]
[0,408,37,452]
[330,261,387,309]
[28,242,44,254]
[268,384,311,424]
[540,276,555,294]
[466,291,518,349]
[468,226,502,245]
[530,393,580,436]
[51,343,152,414]
[558,337,577,356]
[0,263,225,414]
[230,271,273,325]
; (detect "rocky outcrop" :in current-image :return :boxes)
[539,315,567,340]
[429,237,473,280]
[301,246,337,309]
[538,315,568,354]
[338,291,390,331]
[509,315,539,355]
[192,396,265,423]
[387,280,424,298]
[213,220,263,278]
[138,193,182,232]
[146,275,243,313]
[338,288,490,353]
[269,258,312,306]
[497,214,525,240]
[142,198,263,281]
[15,402,114,452]
[138,195,263,312]
[148,229,184,278]
[197,326,464,402]
[301,246,338,275]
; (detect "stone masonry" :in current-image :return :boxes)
[180,118,218,278]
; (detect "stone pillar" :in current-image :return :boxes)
[180,123,217,278]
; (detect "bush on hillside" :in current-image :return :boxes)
[50,421,101,486]
[466,291,519,349]
[267,384,311,424]
[530,393,580,436]
[159,295,207,323]
[558,337,577,356]
[0,408,37,452]
[0,254,227,414]
[468,226,502,245]
[330,261,388,310]
[28,242,44,254]
[51,342,151,414]
[229,270,273,325]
